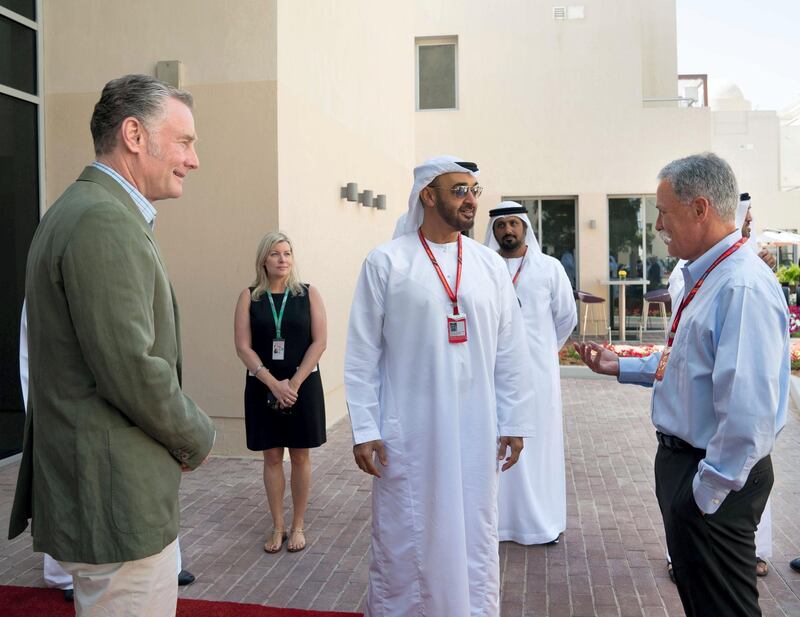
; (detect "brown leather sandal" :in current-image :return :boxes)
[264,529,287,553]
[287,528,306,553]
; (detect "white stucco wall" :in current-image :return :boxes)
[43,0,280,455]
[711,110,800,236]
[276,2,417,427]
[412,0,710,300]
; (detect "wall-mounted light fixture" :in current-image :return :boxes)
[156,60,185,88]
[340,183,386,210]
[340,183,358,202]
[359,190,374,208]
[588,219,597,229]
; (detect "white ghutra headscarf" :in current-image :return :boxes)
[483,201,540,254]
[392,155,480,239]
[736,192,758,250]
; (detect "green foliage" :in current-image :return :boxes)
[609,198,642,255]
[777,264,800,286]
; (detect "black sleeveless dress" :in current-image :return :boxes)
[244,285,326,450]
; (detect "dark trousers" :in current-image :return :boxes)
[654,440,773,617]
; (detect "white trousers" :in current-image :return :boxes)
[43,553,72,589]
[57,538,178,617]
[46,537,183,590]
[755,499,773,559]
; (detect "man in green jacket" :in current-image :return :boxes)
[9,74,216,616]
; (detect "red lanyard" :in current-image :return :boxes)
[511,247,528,287]
[668,236,747,346]
[418,228,463,314]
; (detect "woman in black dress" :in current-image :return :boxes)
[234,231,327,553]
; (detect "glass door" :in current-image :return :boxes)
[501,196,577,288]
[541,199,577,288]
[608,195,668,335]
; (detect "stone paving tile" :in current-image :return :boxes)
[0,377,799,615]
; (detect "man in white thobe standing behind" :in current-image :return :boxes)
[485,202,577,545]
[345,156,536,617]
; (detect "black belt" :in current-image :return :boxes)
[656,431,704,453]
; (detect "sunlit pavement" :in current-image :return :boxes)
[1,378,798,616]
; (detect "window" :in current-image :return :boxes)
[608,195,670,332]
[776,231,798,267]
[501,196,577,288]
[0,0,34,20]
[0,14,37,94]
[416,37,457,110]
[0,0,40,460]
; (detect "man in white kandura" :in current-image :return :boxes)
[345,156,536,617]
[485,202,577,545]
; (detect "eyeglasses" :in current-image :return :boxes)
[428,184,483,199]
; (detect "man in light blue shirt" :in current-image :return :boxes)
[576,153,788,617]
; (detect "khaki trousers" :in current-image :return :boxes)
[58,538,178,617]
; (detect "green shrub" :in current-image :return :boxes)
[777,264,800,286]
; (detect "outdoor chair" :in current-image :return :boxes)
[573,290,609,341]
[639,288,672,340]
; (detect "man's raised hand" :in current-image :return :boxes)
[573,342,620,376]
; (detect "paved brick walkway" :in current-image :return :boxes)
[1,378,799,616]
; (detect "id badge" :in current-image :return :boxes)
[655,346,671,381]
[447,313,467,344]
[272,339,286,361]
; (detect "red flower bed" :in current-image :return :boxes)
[604,343,664,357]
[790,306,800,337]
[791,340,800,371]
[560,341,800,372]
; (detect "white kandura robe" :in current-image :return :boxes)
[497,250,577,544]
[345,232,536,617]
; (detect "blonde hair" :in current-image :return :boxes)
[251,231,305,300]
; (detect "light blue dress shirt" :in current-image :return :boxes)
[91,161,157,229]
[619,229,789,514]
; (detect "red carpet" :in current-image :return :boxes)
[0,585,362,616]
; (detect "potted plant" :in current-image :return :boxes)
[776,264,800,302]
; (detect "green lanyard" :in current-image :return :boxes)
[267,288,290,339]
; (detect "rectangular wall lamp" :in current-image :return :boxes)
[340,183,359,202]
[359,190,374,207]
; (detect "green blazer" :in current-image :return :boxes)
[9,166,215,564]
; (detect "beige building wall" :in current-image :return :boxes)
[779,101,800,193]
[640,0,679,103]
[275,3,417,432]
[42,0,279,456]
[709,103,800,238]
[781,123,800,192]
[38,0,797,457]
[413,0,710,301]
